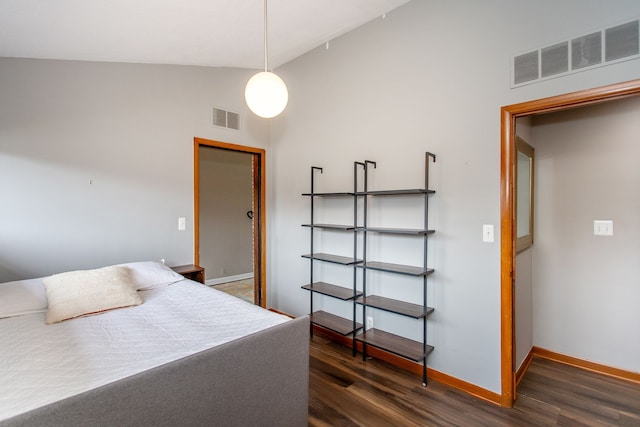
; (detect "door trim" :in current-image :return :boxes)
[499,78,640,407]
[194,137,267,308]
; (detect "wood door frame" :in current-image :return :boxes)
[500,78,640,407]
[194,137,267,308]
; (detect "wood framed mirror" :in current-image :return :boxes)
[516,137,534,253]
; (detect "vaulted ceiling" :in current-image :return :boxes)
[0,0,411,68]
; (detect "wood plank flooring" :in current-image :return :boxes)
[309,335,640,426]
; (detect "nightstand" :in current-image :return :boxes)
[171,264,205,284]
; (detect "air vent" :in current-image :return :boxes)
[605,21,639,62]
[514,51,538,85]
[541,42,569,78]
[211,107,240,130]
[226,111,240,130]
[512,18,639,87]
[572,32,602,70]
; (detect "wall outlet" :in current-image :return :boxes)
[178,217,186,231]
[594,220,613,236]
[366,316,374,330]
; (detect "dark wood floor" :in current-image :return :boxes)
[309,335,640,426]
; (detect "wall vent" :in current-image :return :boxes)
[541,41,569,78]
[211,107,240,130]
[605,21,639,62]
[572,31,602,70]
[512,18,639,87]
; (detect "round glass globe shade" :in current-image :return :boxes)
[244,71,288,118]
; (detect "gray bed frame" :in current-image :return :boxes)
[2,315,309,427]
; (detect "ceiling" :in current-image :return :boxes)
[0,0,411,69]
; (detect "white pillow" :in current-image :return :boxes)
[120,261,185,290]
[43,265,142,325]
[0,278,48,319]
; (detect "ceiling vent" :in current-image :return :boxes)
[512,18,639,87]
[211,107,240,131]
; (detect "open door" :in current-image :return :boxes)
[499,78,640,407]
[194,138,267,308]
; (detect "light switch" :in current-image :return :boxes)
[593,220,613,236]
[178,217,186,231]
[483,224,494,242]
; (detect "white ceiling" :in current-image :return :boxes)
[0,0,411,69]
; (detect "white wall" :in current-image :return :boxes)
[531,96,640,372]
[270,0,640,393]
[0,58,270,282]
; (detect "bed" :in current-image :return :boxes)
[0,261,309,426]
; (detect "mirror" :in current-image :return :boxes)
[516,137,534,253]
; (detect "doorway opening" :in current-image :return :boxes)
[194,137,266,308]
[499,78,640,407]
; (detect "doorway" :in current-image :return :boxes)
[499,78,640,407]
[194,137,266,308]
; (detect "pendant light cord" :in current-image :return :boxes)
[263,0,268,72]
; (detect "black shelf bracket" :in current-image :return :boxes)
[309,166,323,338]
[425,152,436,191]
[353,161,366,356]
[360,160,377,361]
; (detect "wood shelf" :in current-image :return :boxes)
[302,192,354,197]
[355,329,434,362]
[363,227,435,235]
[302,282,362,300]
[358,261,434,276]
[355,295,434,319]
[356,189,435,196]
[302,223,358,231]
[302,253,363,265]
[310,311,362,336]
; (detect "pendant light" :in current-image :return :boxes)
[245,0,288,118]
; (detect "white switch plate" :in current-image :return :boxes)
[593,220,613,236]
[178,217,186,231]
[482,224,494,242]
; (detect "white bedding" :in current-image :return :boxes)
[0,279,289,421]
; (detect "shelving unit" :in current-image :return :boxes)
[354,152,436,386]
[301,153,437,385]
[301,164,365,354]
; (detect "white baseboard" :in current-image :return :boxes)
[206,272,254,286]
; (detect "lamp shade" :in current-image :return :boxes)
[244,71,288,118]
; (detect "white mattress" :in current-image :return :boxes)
[0,280,290,421]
